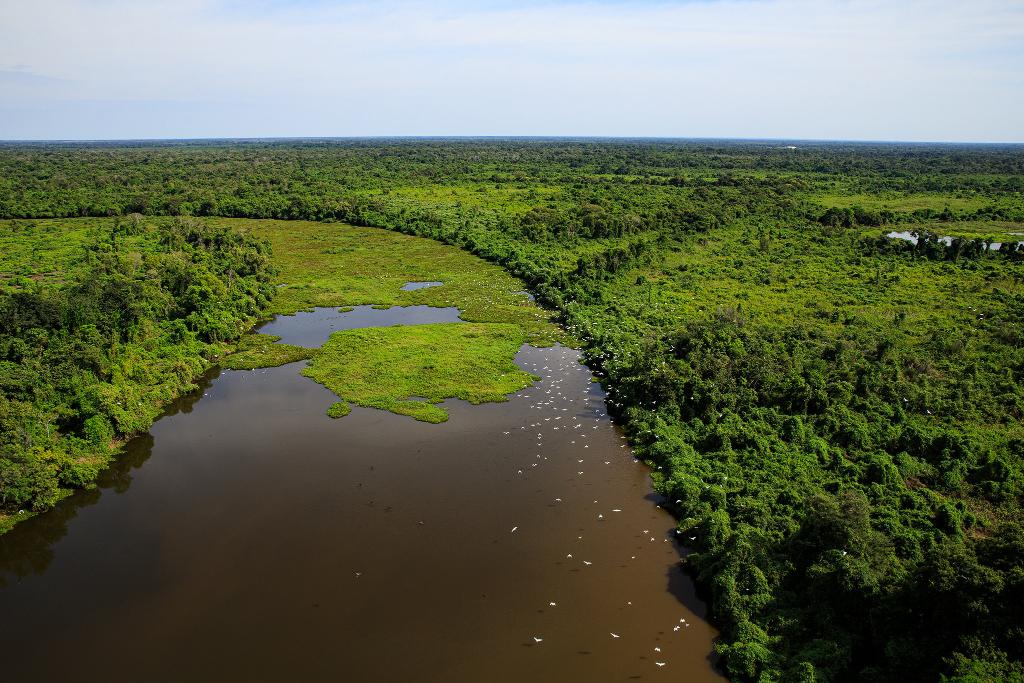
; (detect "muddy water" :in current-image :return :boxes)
[0,311,724,682]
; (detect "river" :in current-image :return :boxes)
[0,306,724,682]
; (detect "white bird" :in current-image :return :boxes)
[511,526,518,533]
[656,662,666,667]
[610,633,620,638]
[533,637,543,643]
[583,560,592,566]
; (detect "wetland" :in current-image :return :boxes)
[0,305,723,682]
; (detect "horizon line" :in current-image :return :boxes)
[1,135,1022,146]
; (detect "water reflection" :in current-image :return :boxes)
[400,281,444,291]
[0,371,215,588]
[0,312,724,682]
[259,304,463,347]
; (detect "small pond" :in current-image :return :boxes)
[400,281,444,291]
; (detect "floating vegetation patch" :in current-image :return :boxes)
[220,333,315,370]
[302,323,538,423]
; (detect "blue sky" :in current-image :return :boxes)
[1,0,1022,141]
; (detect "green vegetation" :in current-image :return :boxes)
[218,333,314,370]
[0,216,274,530]
[302,322,537,423]
[232,218,563,346]
[211,219,562,422]
[1,139,1023,681]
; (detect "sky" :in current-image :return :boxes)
[1,0,1022,142]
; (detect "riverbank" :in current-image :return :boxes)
[0,217,569,532]
[0,316,724,680]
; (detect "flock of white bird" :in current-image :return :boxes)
[240,301,701,674]
[506,344,693,672]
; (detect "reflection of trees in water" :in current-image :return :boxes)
[0,370,217,587]
[0,434,153,588]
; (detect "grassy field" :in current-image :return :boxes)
[1,217,566,350]
[643,222,1018,339]
[0,217,154,292]
[212,219,564,421]
[812,192,990,212]
[219,333,315,370]
[0,215,564,428]
[303,322,538,422]
[217,218,564,347]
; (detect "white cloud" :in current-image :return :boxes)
[0,0,1021,140]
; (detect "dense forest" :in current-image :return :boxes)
[0,217,274,523]
[1,139,1022,682]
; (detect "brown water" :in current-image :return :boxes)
[0,309,724,682]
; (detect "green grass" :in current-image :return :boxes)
[619,221,1017,344]
[592,220,1024,453]
[814,192,989,212]
[381,183,563,214]
[3,216,562,425]
[209,219,560,421]
[302,322,538,422]
[211,218,565,347]
[219,333,315,370]
[0,217,155,291]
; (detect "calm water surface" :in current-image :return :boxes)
[0,308,724,682]
[400,281,445,291]
[260,304,463,347]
